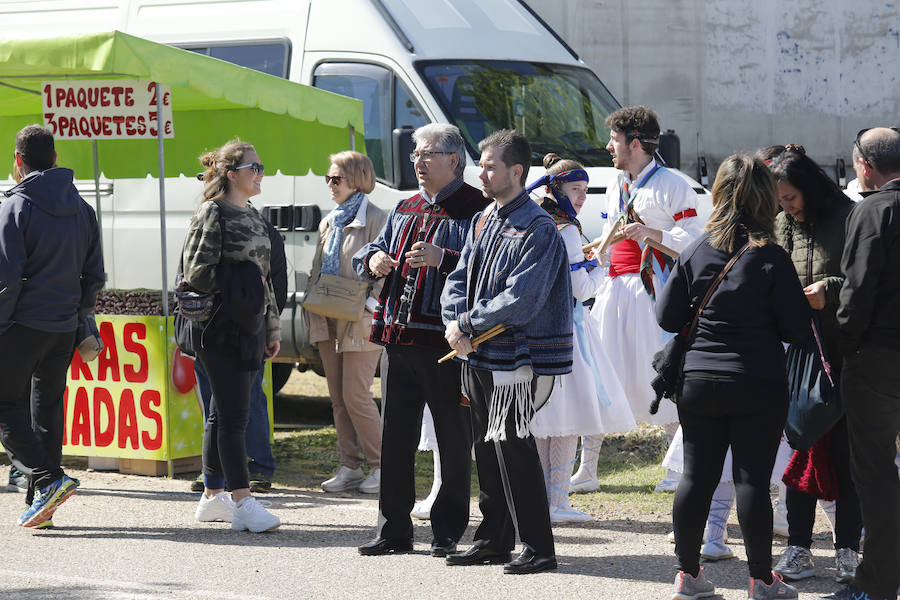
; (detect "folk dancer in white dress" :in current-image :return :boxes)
[527,154,637,523]
[572,106,702,494]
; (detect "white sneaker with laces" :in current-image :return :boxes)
[195,491,235,522]
[232,496,280,532]
[321,466,365,493]
[748,571,798,599]
[672,566,715,599]
[358,468,380,494]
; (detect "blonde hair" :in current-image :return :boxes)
[705,154,777,252]
[329,151,376,194]
[198,139,255,203]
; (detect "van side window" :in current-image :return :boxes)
[183,41,290,78]
[314,62,427,187]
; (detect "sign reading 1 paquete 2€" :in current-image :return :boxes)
[42,79,174,140]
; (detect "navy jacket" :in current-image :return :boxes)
[656,233,810,384]
[0,168,105,334]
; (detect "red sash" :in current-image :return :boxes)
[608,239,642,278]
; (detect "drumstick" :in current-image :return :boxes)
[438,324,506,363]
[643,237,680,259]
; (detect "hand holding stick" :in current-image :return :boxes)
[438,323,506,364]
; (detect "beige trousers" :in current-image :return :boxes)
[318,339,382,470]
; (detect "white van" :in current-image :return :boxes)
[1,0,711,383]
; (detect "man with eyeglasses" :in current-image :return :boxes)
[353,123,488,558]
[826,127,900,600]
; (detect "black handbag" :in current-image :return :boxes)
[784,317,843,451]
[650,241,751,414]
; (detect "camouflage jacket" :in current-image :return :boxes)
[182,199,279,343]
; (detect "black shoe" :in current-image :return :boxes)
[248,476,272,493]
[445,544,511,566]
[503,547,558,574]
[430,538,457,557]
[190,477,204,493]
[358,537,414,556]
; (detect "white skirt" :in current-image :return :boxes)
[590,272,677,425]
[531,303,637,438]
[662,426,794,484]
[418,404,438,452]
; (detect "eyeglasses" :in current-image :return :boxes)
[409,151,452,163]
[324,175,344,185]
[232,162,265,174]
[854,126,900,164]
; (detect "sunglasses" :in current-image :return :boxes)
[232,162,265,174]
[325,175,344,185]
[855,126,900,164]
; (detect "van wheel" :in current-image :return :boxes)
[272,363,295,394]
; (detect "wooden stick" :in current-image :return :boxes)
[438,323,506,363]
[643,237,679,259]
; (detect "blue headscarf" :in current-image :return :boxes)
[525,168,589,220]
[321,191,365,275]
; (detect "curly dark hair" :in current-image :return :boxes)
[604,105,660,155]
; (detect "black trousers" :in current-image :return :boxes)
[673,376,787,580]
[841,344,900,600]
[0,324,74,491]
[786,417,862,551]
[462,363,554,557]
[196,346,256,491]
[377,345,472,543]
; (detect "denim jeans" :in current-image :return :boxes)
[194,358,275,489]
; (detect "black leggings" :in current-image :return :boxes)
[673,376,788,580]
[196,347,256,491]
[786,417,862,551]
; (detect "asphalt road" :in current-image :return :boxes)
[1,470,846,600]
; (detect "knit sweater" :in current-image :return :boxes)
[441,191,573,375]
[352,180,488,350]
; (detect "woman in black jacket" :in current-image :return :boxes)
[767,146,861,585]
[657,155,811,600]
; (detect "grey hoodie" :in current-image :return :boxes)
[0,168,105,334]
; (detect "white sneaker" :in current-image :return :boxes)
[321,466,365,493]
[569,468,600,494]
[772,498,789,538]
[195,492,235,522]
[358,469,380,494]
[550,506,593,523]
[700,540,734,561]
[232,496,280,533]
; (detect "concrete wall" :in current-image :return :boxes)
[530,0,900,180]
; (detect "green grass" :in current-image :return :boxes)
[270,421,675,515]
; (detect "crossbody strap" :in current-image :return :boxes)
[686,241,751,337]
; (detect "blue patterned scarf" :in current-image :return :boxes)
[321,192,364,275]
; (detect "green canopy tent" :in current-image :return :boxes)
[0,30,365,316]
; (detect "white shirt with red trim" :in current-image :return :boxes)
[601,160,703,254]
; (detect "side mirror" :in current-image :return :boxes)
[392,127,417,190]
[293,204,321,232]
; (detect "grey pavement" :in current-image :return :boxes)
[1,470,845,599]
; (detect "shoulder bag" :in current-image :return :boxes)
[650,241,751,414]
[302,272,372,322]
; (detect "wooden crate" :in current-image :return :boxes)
[118,455,202,476]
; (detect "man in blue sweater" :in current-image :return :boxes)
[0,125,105,528]
[441,129,573,574]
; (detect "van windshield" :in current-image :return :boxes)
[417,60,617,166]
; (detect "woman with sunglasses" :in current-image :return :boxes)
[183,139,281,532]
[311,151,388,495]
[767,145,861,586]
